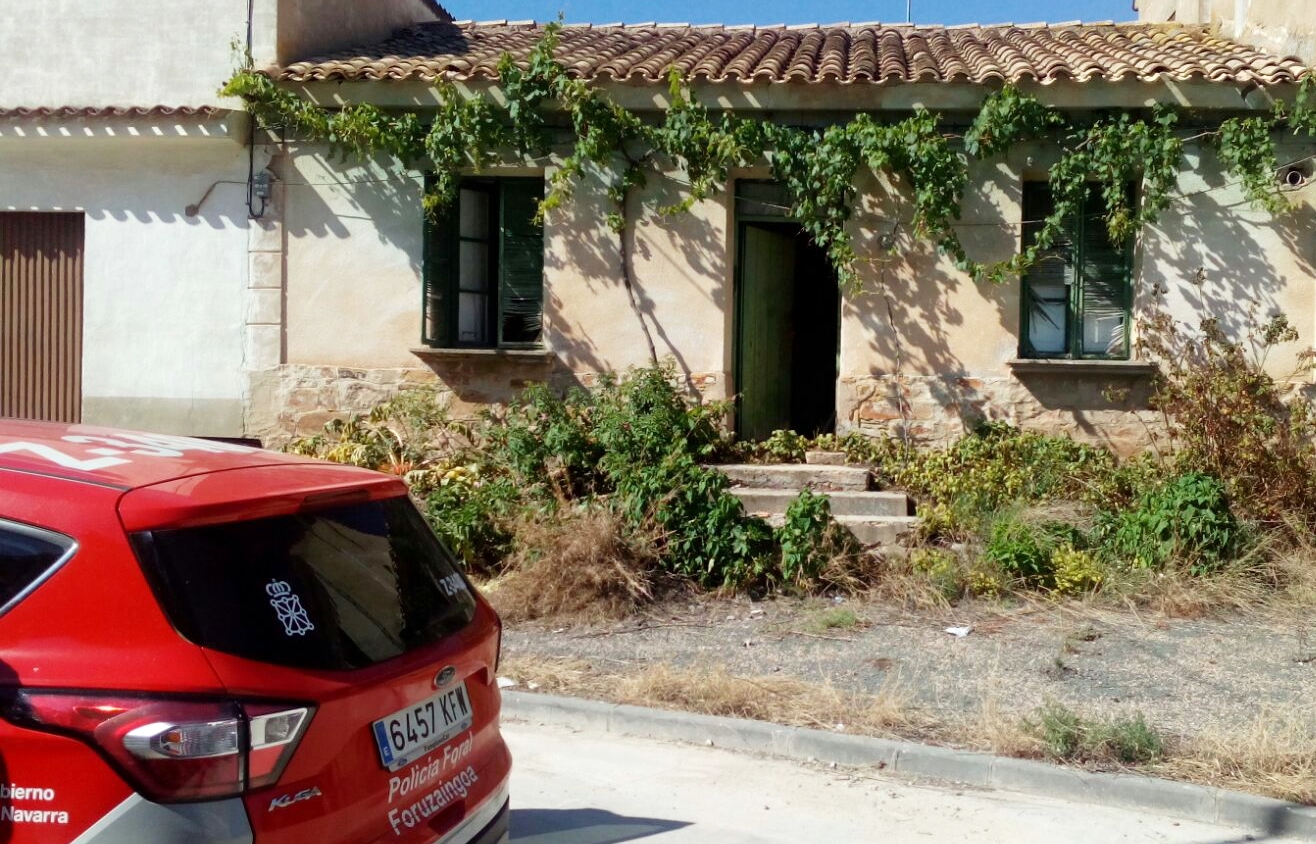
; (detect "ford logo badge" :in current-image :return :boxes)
[434,665,456,688]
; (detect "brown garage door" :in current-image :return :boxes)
[1,213,84,422]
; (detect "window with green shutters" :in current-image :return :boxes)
[423,178,545,349]
[1020,182,1134,360]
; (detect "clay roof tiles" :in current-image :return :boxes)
[277,20,1310,87]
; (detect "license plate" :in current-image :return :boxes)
[371,683,473,771]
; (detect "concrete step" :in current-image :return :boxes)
[729,487,910,518]
[837,516,921,546]
[761,513,920,547]
[713,463,872,492]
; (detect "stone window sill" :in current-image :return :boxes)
[1008,358,1157,376]
[410,346,553,362]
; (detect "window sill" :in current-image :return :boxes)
[410,346,553,362]
[1008,358,1156,376]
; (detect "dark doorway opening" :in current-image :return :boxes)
[734,218,840,441]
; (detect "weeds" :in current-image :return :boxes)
[1024,701,1165,766]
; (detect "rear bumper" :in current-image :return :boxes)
[436,777,509,844]
[464,798,509,844]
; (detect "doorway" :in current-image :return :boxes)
[734,185,840,441]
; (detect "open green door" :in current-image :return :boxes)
[736,224,797,440]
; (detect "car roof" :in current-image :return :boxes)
[0,418,336,490]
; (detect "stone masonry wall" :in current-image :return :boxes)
[245,360,729,447]
[838,372,1168,456]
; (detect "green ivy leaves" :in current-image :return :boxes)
[222,35,1315,294]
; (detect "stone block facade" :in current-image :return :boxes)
[838,372,1168,456]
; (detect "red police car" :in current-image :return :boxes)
[0,419,510,844]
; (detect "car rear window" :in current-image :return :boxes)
[132,496,477,671]
[0,521,75,617]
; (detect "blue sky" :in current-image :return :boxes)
[448,1,1138,26]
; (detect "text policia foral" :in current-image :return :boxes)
[386,733,477,836]
[386,766,478,836]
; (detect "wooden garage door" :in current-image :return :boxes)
[1,213,84,422]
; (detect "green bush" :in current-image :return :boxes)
[1099,471,1239,574]
[909,547,965,600]
[1050,545,1105,595]
[1025,701,1164,765]
[881,423,1124,528]
[982,517,1079,589]
[423,471,519,575]
[776,489,864,587]
[613,452,774,587]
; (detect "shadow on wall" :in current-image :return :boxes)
[1139,149,1316,348]
[275,147,419,268]
[840,151,1316,450]
[542,172,725,397]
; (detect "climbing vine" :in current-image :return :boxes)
[221,27,1316,295]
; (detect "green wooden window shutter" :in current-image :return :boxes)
[1021,183,1074,357]
[1076,187,1132,357]
[1019,182,1132,360]
[498,179,545,346]
[423,193,458,348]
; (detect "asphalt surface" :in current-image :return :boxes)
[505,720,1266,844]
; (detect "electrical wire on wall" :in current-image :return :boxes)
[244,0,269,219]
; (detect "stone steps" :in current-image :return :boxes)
[715,463,872,492]
[729,488,911,518]
[711,460,919,549]
[760,513,921,546]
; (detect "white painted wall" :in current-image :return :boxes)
[1,0,441,109]
[0,131,252,436]
[1,0,249,108]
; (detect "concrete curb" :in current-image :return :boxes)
[502,691,1316,840]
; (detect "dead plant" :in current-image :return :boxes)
[1160,705,1316,804]
[485,509,659,624]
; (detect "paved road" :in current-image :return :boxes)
[504,721,1267,844]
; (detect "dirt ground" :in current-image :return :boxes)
[500,594,1316,741]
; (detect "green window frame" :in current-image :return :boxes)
[422,177,545,349]
[1020,182,1134,360]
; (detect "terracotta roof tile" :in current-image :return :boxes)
[0,105,225,119]
[277,21,1311,87]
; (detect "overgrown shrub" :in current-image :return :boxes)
[422,472,520,574]
[1098,472,1239,575]
[982,516,1081,589]
[1141,308,1316,526]
[881,422,1126,530]
[1050,545,1105,595]
[909,547,965,600]
[1025,701,1164,765]
[777,490,862,587]
[287,388,471,475]
[613,452,775,587]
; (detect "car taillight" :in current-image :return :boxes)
[8,692,312,802]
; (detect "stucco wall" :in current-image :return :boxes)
[834,137,1316,452]
[2,0,249,108]
[266,0,440,66]
[0,130,252,435]
[253,145,731,442]
[258,123,1315,452]
[1137,0,1316,63]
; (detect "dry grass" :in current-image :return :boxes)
[865,548,957,612]
[498,655,604,695]
[1160,705,1316,804]
[499,656,931,737]
[500,654,1316,804]
[484,509,658,623]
